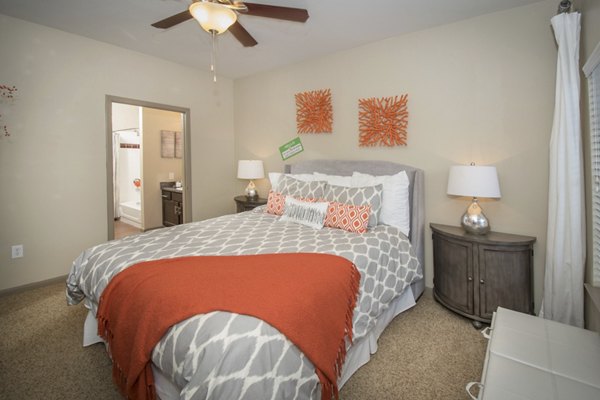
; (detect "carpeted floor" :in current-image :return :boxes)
[0,282,486,399]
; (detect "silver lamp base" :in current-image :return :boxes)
[461,198,490,235]
[245,180,258,198]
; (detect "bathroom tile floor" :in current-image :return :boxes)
[114,220,142,240]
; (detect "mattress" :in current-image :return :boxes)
[68,205,422,399]
[82,284,417,399]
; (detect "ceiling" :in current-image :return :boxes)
[0,0,544,80]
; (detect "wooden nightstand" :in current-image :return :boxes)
[430,223,536,328]
[234,195,267,213]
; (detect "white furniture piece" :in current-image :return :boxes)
[468,307,600,399]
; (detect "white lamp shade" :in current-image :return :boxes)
[189,1,237,34]
[447,165,501,198]
[237,160,264,180]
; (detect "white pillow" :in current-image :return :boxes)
[313,172,353,187]
[279,197,328,229]
[351,171,410,236]
[269,173,315,190]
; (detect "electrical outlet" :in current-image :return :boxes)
[11,245,23,259]
[168,172,175,180]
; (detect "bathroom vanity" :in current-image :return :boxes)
[160,182,183,227]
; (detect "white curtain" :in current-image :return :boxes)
[541,12,585,327]
[113,132,121,219]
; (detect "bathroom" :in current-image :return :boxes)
[112,102,185,239]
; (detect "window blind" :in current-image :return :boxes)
[585,43,600,287]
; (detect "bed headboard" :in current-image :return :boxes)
[285,160,425,270]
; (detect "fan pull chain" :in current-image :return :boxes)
[210,30,217,83]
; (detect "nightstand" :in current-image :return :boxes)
[430,223,536,328]
[234,195,267,213]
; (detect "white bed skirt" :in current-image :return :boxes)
[82,284,419,398]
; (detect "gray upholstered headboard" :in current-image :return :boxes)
[285,160,425,273]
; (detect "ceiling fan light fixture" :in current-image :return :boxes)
[189,1,237,34]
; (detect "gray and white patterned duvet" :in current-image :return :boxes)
[66,208,422,400]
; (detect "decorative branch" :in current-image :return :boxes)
[0,85,17,99]
[358,94,409,147]
[1,84,18,137]
[295,88,333,134]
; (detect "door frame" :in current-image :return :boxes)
[105,95,192,240]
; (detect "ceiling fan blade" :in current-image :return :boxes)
[151,10,193,29]
[228,21,258,47]
[243,3,309,22]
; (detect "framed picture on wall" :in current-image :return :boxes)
[161,130,175,158]
[175,131,183,159]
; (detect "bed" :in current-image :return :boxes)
[66,159,425,400]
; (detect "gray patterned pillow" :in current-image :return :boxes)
[276,175,327,199]
[324,184,383,227]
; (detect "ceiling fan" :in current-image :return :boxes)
[151,0,310,47]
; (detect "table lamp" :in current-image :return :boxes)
[237,160,264,198]
[447,164,501,234]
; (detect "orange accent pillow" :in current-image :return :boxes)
[324,201,371,234]
[266,191,321,216]
[266,191,286,215]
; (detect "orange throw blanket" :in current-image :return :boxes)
[96,253,360,400]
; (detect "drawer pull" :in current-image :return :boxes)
[466,382,483,400]
[480,279,485,284]
[468,276,473,281]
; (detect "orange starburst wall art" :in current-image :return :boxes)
[295,89,333,134]
[358,94,409,147]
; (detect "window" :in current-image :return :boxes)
[585,42,600,286]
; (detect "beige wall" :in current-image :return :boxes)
[234,1,559,311]
[141,108,184,230]
[0,15,236,291]
[2,0,596,314]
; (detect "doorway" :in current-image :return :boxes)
[106,95,192,240]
